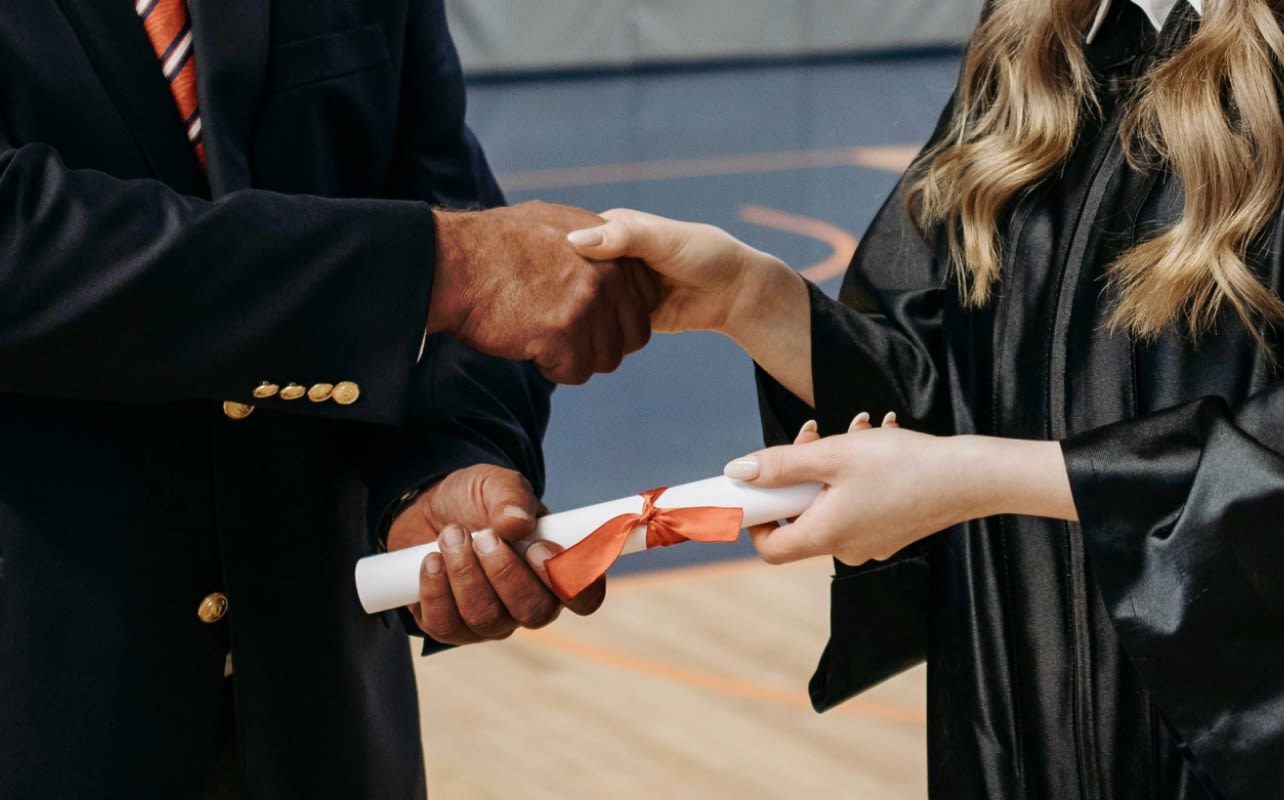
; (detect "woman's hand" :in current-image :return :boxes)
[729,416,1078,567]
[567,209,792,337]
[568,209,817,404]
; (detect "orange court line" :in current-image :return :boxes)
[738,204,859,283]
[609,555,778,593]
[532,557,927,725]
[524,627,926,725]
[495,144,923,192]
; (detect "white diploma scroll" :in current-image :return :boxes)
[354,476,822,614]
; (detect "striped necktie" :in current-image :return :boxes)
[135,0,206,170]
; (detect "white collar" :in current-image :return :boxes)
[1086,0,1202,44]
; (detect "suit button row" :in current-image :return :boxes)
[253,381,361,405]
[223,381,361,420]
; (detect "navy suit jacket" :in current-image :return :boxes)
[0,1,550,797]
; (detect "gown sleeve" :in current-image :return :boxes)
[1062,384,1284,797]
[756,104,954,711]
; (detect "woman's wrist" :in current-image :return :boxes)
[719,255,816,405]
[946,435,1079,524]
[719,251,802,343]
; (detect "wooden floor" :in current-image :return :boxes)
[414,556,927,799]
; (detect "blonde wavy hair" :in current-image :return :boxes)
[909,0,1284,340]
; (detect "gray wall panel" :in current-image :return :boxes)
[446,1,983,75]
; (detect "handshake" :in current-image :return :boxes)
[398,200,809,644]
[426,200,766,384]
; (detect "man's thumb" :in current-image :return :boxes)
[479,467,540,541]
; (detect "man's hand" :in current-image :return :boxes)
[427,201,660,385]
[386,464,607,645]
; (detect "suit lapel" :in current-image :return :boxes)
[189,0,271,195]
[55,0,207,195]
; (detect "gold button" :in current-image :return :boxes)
[332,381,361,406]
[252,382,280,400]
[197,592,229,624]
[308,383,334,403]
[279,383,306,401]
[222,401,255,420]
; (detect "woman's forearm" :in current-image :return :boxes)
[953,436,1079,523]
[718,257,1079,525]
[721,255,816,406]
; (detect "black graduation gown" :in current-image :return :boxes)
[758,6,1283,798]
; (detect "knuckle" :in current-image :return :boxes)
[486,556,525,586]
[495,477,536,515]
[470,480,494,513]
[515,472,535,497]
[759,454,784,484]
[599,223,625,247]
[535,347,561,374]
[464,601,508,637]
[437,630,477,646]
[760,549,785,566]
[563,364,592,385]
[478,620,517,641]
[514,596,559,629]
[446,551,482,582]
[488,626,517,642]
[599,261,626,284]
[599,353,624,374]
[417,613,458,642]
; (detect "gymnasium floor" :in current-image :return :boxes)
[415,52,960,798]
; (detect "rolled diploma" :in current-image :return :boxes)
[354,476,821,614]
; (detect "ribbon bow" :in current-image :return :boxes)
[544,487,744,601]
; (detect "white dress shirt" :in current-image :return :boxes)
[1086,0,1202,43]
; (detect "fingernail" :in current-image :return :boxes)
[440,525,466,551]
[724,458,761,481]
[424,553,443,576]
[848,412,870,432]
[882,411,898,426]
[566,228,603,247]
[502,506,533,524]
[526,542,553,568]
[800,420,818,435]
[473,528,500,556]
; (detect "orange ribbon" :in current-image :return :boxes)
[544,487,744,601]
